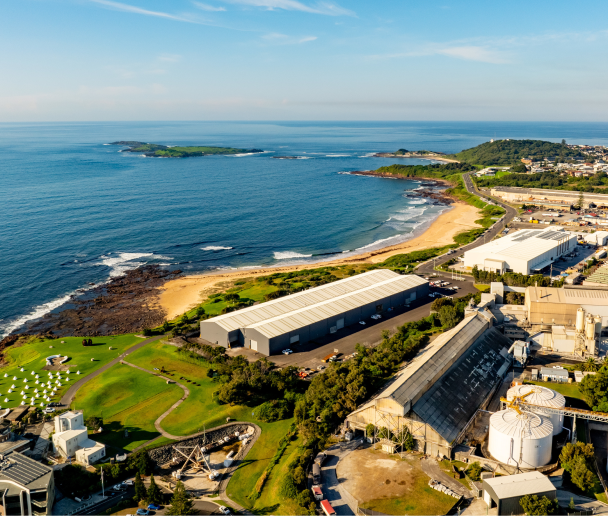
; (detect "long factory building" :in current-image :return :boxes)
[463,227,578,275]
[490,186,608,209]
[200,269,429,356]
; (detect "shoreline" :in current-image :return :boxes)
[158,201,482,320]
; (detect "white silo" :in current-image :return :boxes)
[488,409,553,468]
[594,315,602,337]
[576,307,586,333]
[507,384,565,436]
[585,315,596,340]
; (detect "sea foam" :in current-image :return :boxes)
[201,246,233,251]
[274,251,313,260]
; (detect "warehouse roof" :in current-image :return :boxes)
[465,228,576,262]
[248,274,428,338]
[540,367,569,378]
[491,186,608,203]
[527,285,608,306]
[205,269,406,332]
[0,451,53,491]
[413,327,511,443]
[483,471,555,499]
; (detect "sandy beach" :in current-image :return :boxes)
[158,202,481,320]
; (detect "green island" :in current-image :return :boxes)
[110,141,263,157]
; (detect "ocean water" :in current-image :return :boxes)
[2,121,608,337]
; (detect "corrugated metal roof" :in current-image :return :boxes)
[376,313,489,407]
[489,410,553,439]
[248,274,428,338]
[483,471,555,499]
[540,367,568,377]
[527,285,608,305]
[207,269,401,332]
[0,451,53,489]
[412,327,511,443]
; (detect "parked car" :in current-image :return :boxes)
[317,365,325,371]
[112,484,125,491]
[122,479,134,486]
[282,349,293,355]
[219,507,231,515]
[147,504,161,510]
[136,510,149,516]
[44,407,55,413]
[371,314,381,320]
[358,321,366,325]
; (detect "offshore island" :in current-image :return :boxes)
[111,140,263,157]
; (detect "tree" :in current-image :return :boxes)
[438,305,459,329]
[147,474,163,505]
[578,190,585,210]
[466,462,482,481]
[166,481,194,515]
[571,457,595,492]
[365,423,375,439]
[162,321,171,333]
[583,357,599,372]
[560,442,597,492]
[134,472,146,503]
[562,139,567,145]
[519,494,559,515]
[127,450,154,476]
[85,416,103,431]
[223,293,240,305]
[580,371,608,411]
[569,497,576,510]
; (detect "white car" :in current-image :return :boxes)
[122,479,134,486]
[317,365,325,371]
[44,407,55,413]
[282,349,293,355]
[219,507,231,515]
[358,321,366,325]
[112,484,124,491]
[371,314,381,320]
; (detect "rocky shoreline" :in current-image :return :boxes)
[19,265,181,338]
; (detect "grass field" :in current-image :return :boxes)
[0,334,142,409]
[73,363,183,451]
[226,418,295,511]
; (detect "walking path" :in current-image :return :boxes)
[321,438,364,515]
[59,334,167,407]
[119,360,190,440]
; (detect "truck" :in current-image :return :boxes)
[311,485,323,501]
[321,500,336,516]
[322,353,337,363]
[315,452,327,466]
[312,463,321,484]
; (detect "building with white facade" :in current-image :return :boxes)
[51,411,105,466]
[463,228,578,275]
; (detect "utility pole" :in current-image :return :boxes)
[101,466,105,499]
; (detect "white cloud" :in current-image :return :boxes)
[158,53,183,63]
[88,0,197,23]
[261,33,317,44]
[192,1,227,11]
[219,0,354,16]
[437,46,507,64]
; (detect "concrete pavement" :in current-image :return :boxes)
[320,438,364,515]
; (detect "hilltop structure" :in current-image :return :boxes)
[51,411,105,465]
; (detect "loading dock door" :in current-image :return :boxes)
[250,339,258,351]
[336,318,344,330]
[290,335,300,344]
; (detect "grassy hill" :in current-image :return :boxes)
[449,139,587,166]
[110,141,262,157]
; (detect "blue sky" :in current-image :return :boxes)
[2,0,608,121]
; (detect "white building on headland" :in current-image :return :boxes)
[463,228,578,275]
[51,411,106,465]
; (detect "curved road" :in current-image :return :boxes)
[416,172,517,277]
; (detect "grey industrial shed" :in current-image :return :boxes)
[482,471,556,515]
[200,270,429,355]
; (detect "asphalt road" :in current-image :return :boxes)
[416,172,518,276]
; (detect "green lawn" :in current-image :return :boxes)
[474,284,491,292]
[73,363,183,451]
[226,418,295,510]
[0,334,142,409]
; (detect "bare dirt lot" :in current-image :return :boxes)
[336,446,457,515]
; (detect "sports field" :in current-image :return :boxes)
[0,334,142,409]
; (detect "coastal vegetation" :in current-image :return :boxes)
[110,141,262,157]
[477,171,608,193]
[471,266,564,287]
[448,139,587,166]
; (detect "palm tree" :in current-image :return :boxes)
[583,357,598,372]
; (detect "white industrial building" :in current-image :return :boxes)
[482,471,556,515]
[200,269,429,356]
[584,231,608,246]
[463,228,578,275]
[51,411,106,465]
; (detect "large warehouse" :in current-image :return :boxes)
[490,186,608,209]
[463,228,578,275]
[345,310,512,457]
[200,269,429,356]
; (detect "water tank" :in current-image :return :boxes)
[488,409,553,468]
[576,307,586,332]
[586,315,596,340]
[507,384,565,435]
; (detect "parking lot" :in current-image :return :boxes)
[211,277,478,374]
